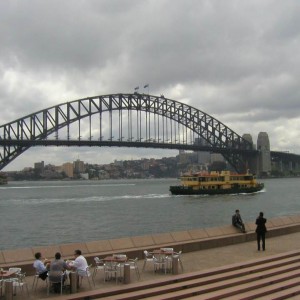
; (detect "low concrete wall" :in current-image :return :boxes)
[1,214,300,276]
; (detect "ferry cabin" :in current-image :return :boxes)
[180,171,257,191]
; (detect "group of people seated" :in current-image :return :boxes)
[33,249,88,293]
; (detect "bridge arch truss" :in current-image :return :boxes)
[0,93,255,172]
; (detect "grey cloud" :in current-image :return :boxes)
[1,0,300,169]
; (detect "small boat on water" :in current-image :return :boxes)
[169,170,264,195]
[0,173,8,185]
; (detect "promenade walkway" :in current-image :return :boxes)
[7,230,300,299]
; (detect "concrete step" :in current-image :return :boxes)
[183,278,300,300]
[254,284,300,300]
[208,277,300,300]
[97,258,300,300]
[189,270,300,300]
[104,263,300,300]
[137,265,300,300]
[46,250,300,300]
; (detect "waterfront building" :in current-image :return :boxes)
[34,161,44,173]
[62,162,74,178]
[73,159,85,174]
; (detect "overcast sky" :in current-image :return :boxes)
[1,0,300,171]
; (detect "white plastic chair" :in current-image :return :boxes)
[153,255,168,274]
[32,269,48,291]
[164,255,173,273]
[11,272,29,297]
[0,279,4,297]
[104,262,121,284]
[8,268,22,275]
[4,268,22,282]
[47,271,65,295]
[142,250,154,271]
[32,272,40,290]
[7,268,22,284]
[128,257,140,280]
[93,257,105,280]
[78,264,94,287]
[173,251,184,271]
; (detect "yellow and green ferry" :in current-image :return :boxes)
[170,170,264,195]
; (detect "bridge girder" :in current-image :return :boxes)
[0,93,257,172]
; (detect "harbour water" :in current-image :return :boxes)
[0,177,300,250]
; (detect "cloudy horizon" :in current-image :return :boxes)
[1,0,300,171]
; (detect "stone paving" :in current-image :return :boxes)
[7,231,300,299]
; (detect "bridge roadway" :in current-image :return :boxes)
[0,139,257,155]
[2,214,300,299]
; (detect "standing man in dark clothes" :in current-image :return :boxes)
[232,209,246,233]
[256,212,267,251]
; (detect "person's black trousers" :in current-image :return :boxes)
[257,232,265,251]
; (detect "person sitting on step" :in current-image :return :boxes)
[232,209,246,233]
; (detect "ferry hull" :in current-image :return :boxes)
[170,183,264,195]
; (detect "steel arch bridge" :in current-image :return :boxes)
[0,93,257,172]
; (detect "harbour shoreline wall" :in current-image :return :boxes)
[1,214,300,275]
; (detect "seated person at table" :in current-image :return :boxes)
[72,249,89,276]
[33,252,49,280]
[49,252,70,293]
